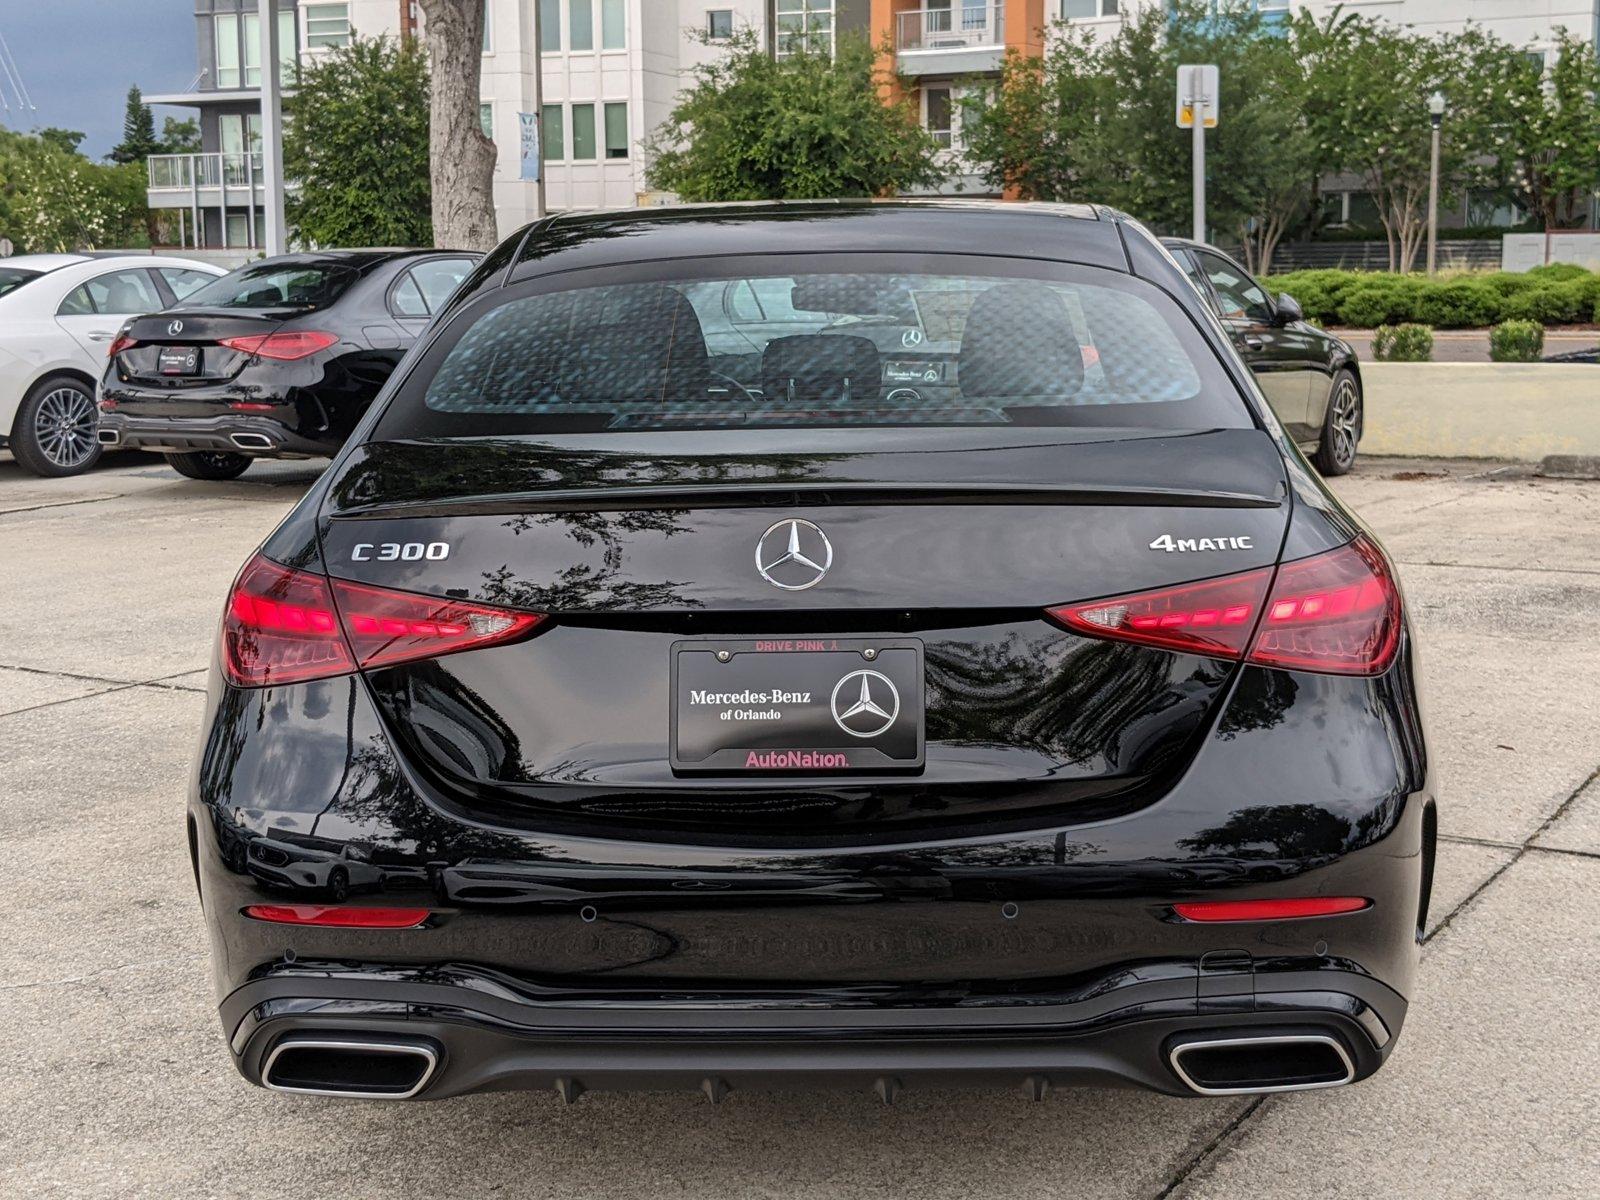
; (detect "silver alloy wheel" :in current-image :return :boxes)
[1328,378,1360,469]
[33,385,99,469]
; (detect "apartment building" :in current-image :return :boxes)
[145,1,872,247]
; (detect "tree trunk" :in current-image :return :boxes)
[418,0,498,250]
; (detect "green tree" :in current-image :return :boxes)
[283,35,432,247]
[958,3,1319,272]
[956,26,1108,203]
[1293,11,1503,271]
[159,116,202,155]
[1481,29,1600,230]
[36,127,86,155]
[0,129,148,251]
[645,31,946,201]
[110,86,160,164]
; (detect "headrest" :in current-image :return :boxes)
[762,334,879,405]
[958,282,1084,400]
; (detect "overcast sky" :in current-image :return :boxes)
[0,1,196,158]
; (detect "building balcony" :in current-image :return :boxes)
[146,152,298,207]
[895,4,1005,77]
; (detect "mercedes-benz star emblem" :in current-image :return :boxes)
[755,518,833,591]
[901,328,924,348]
[167,319,184,336]
[830,670,899,738]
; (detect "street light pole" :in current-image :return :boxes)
[1426,90,1446,276]
[259,0,287,255]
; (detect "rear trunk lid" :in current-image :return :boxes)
[115,308,296,390]
[320,428,1290,840]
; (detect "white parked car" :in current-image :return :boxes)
[0,254,226,476]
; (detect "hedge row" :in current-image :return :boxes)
[1259,263,1600,330]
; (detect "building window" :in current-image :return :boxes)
[480,102,493,140]
[571,103,597,159]
[708,9,733,39]
[569,0,594,50]
[604,102,628,158]
[542,105,565,160]
[539,0,561,50]
[305,4,352,49]
[601,0,625,49]
[215,14,241,88]
[924,84,953,149]
[1061,0,1118,17]
[242,13,291,86]
[775,0,832,57]
[483,0,493,51]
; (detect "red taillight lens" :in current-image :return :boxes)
[1046,536,1401,677]
[244,904,431,928]
[1047,569,1272,659]
[219,330,338,360]
[329,576,546,672]
[1251,537,1401,676]
[225,556,352,687]
[107,335,137,358]
[222,554,545,687]
[1173,897,1370,922]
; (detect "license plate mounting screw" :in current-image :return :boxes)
[863,648,877,660]
[716,650,731,662]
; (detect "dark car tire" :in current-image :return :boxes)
[10,374,104,477]
[327,868,350,902]
[164,451,253,481]
[1313,369,1362,477]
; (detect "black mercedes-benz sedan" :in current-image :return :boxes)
[1161,238,1364,476]
[191,202,1432,1103]
[96,249,477,480]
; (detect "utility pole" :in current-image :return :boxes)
[1426,91,1446,276]
[259,0,287,255]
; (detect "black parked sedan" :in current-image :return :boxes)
[1162,238,1364,475]
[96,249,477,480]
[191,201,1432,1103]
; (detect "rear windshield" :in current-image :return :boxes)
[175,261,359,311]
[0,267,42,298]
[377,255,1249,438]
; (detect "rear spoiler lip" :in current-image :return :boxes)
[329,480,1285,521]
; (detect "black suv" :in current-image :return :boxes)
[96,250,478,480]
[1162,239,1363,475]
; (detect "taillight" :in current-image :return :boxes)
[218,330,338,360]
[107,334,137,358]
[1049,568,1271,659]
[222,554,545,687]
[1047,535,1401,677]
[1251,537,1401,676]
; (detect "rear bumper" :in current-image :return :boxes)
[96,411,335,458]
[223,960,1403,1100]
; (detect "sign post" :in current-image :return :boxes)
[1176,65,1219,244]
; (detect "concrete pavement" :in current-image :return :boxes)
[1,452,1597,1199]
[1358,363,1600,460]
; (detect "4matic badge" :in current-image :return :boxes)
[1148,534,1254,553]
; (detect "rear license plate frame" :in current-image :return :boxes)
[670,637,925,774]
[157,345,201,376]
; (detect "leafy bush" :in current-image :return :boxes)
[1413,280,1499,328]
[1259,267,1600,329]
[1372,324,1434,362]
[1488,319,1545,362]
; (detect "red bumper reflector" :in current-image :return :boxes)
[1173,897,1370,922]
[243,904,430,929]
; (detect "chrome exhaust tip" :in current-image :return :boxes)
[229,432,275,451]
[1168,1034,1355,1096]
[96,428,121,446]
[261,1036,439,1099]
